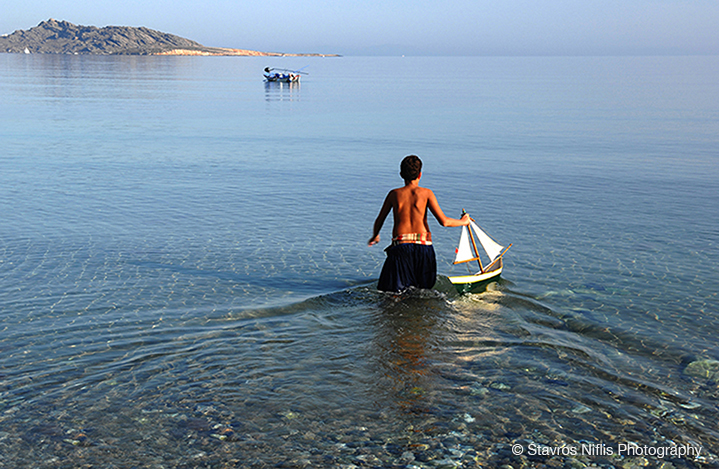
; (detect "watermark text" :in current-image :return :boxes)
[510,442,702,460]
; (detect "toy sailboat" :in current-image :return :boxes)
[449,211,512,293]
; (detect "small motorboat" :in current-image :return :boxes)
[263,67,305,83]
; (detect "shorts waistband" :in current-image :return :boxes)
[392,232,432,246]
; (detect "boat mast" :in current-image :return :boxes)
[468,226,484,273]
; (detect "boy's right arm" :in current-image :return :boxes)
[368,192,394,246]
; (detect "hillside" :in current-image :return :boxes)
[0,19,336,56]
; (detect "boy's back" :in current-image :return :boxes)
[388,185,433,238]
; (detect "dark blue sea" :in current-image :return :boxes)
[1,54,718,468]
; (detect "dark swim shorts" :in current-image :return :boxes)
[377,243,437,292]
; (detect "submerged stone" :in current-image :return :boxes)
[571,404,593,414]
[684,359,719,381]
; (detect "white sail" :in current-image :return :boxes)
[454,225,475,264]
[470,221,504,262]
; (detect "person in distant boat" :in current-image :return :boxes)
[368,155,470,292]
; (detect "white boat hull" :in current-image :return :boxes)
[448,258,502,293]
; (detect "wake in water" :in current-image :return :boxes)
[2,278,715,468]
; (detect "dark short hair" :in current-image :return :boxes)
[400,155,422,181]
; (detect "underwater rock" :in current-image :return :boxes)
[211,427,237,441]
[489,382,511,391]
[621,456,650,468]
[571,404,593,414]
[63,432,91,447]
[684,359,719,381]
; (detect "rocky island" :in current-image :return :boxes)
[0,19,337,56]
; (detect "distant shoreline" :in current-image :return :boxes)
[0,19,340,57]
[153,48,339,57]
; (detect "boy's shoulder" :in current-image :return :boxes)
[415,186,435,197]
[391,186,434,205]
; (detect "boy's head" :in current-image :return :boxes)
[400,155,422,182]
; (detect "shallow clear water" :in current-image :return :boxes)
[1,54,718,468]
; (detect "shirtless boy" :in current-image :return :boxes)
[368,155,470,292]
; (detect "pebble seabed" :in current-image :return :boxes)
[1,278,717,469]
[1,390,716,469]
[1,286,718,469]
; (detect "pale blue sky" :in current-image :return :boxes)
[3,0,719,55]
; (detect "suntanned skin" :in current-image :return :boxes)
[368,172,470,246]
